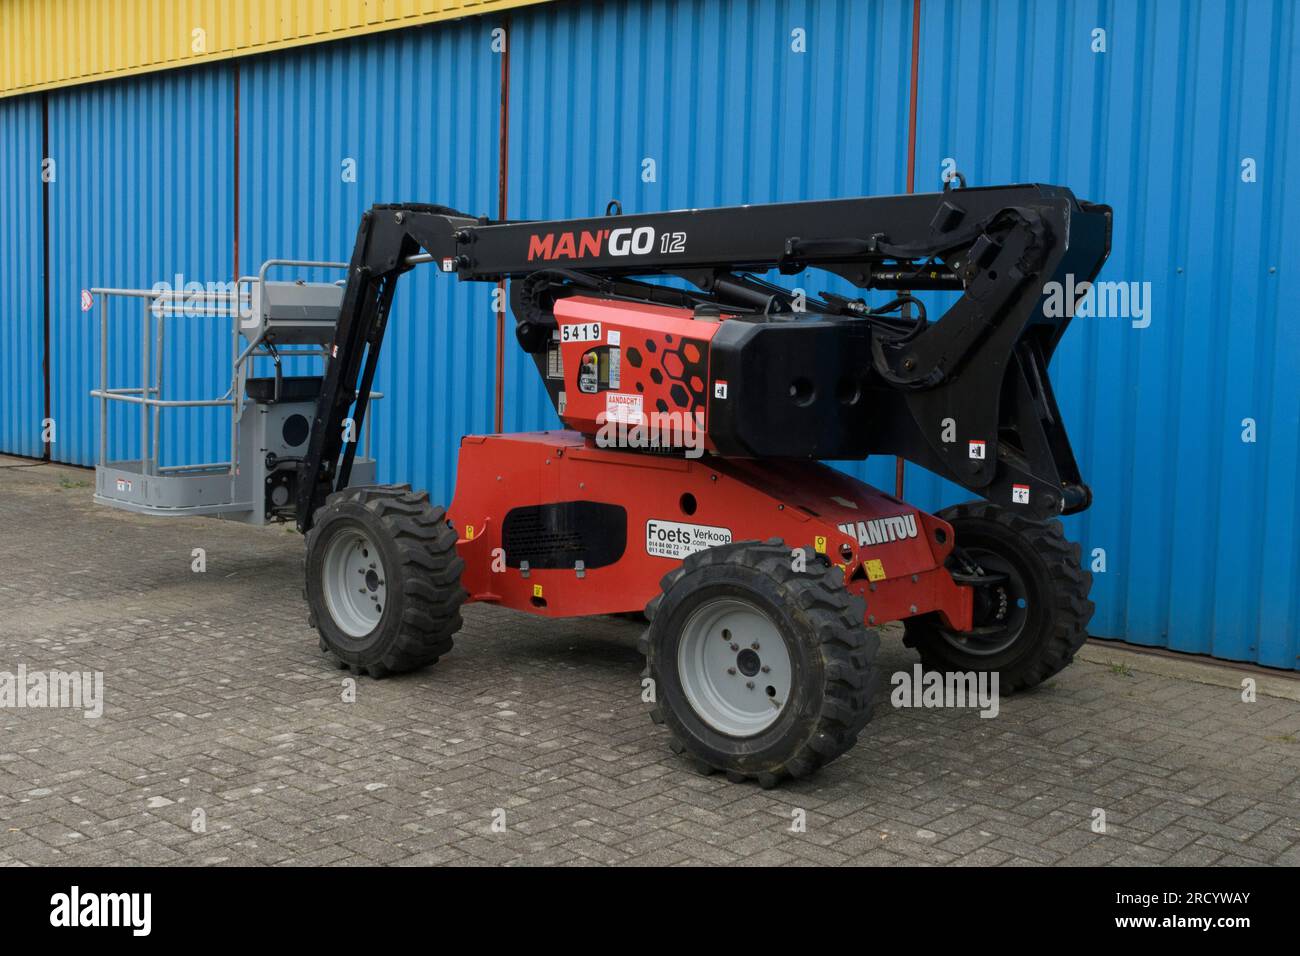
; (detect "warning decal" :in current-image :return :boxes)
[605,391,643,424]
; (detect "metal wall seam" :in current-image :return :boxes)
[1,0,554,99]
[237,19,503,505]
[0,94,44,459]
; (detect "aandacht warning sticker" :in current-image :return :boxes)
[645,519,733,560]
[605,391,643,424]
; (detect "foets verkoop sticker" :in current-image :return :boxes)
[645,519,732,560]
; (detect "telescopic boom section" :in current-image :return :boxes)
[296,185,1112,531]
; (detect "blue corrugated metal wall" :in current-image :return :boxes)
[0,0,1296,668]
[0,95,43,459]
[502,0,1300,669]
[237,20,500,504]
[503,0,910,501]
[907,0,1300,668]
[46,67,235,468]
[31,19,499,503]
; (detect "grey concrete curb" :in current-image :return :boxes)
[1079,640,1300,702]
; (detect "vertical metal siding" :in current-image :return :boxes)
[238,21,501,505]
[911,0,1300,668]
[0,95,43,459]
[47,67,236,470]
[504,0,912,496]
[505,0,1299,668]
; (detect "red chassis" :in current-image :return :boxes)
[448,430,974,632]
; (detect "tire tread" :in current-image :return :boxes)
[305,484,465,677]
[641,541,878,787]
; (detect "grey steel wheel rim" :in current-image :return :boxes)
[322,527,387,638]
[677,597,793,737]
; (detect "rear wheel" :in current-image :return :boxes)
[903,501,1093,691]
[305,484,465,677]
[640,540,878,787]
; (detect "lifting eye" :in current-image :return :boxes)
[680,493,698,516]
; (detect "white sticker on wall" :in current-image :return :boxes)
[645,519,733,560]
[608,330,621,346]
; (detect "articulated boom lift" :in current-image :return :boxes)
[95,183,1111,786]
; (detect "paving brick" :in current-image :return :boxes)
[0,458,1297,866]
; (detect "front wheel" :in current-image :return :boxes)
[640,541,878,787]
[903,501,1093,691]
[304,484,466,677]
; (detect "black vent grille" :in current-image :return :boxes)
[501,501,627,570]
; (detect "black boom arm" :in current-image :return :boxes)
[296,185,1112,530]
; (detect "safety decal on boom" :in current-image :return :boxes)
[646,519,733,560]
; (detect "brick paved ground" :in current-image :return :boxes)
[1,456,1297,866]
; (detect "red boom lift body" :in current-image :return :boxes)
[291,184,1109,785]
